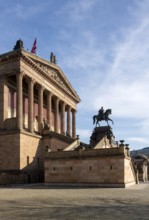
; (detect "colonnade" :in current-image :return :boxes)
[16,72,76,139]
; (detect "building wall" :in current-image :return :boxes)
[19,132,44,184]
[0,47,80,184]
[0,77,8,128]
[20,132,43,170]
[0,131,44,184]
[124,158,136,185]
[44,148,136,187]
[0,132,20,184]
[0,132,20,170]
[43,132,73,152]
[45,157,124,184]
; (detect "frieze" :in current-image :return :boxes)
[35,62,73,95]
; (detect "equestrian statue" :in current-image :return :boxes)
[93,107,114,127]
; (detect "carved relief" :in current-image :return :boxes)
[35,62,73,95]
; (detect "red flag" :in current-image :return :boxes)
[31,38,37,54]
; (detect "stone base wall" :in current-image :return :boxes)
[0,170,44,185]
[20,132,43,170]
[45,148,136,187]
[43,131,74,152]
[124,158,136,184]
[0,171,20,185]
[0,132,20,170]
[0,131,44,184]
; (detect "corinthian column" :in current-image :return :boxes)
[47,91,52,130]
[72,109,76,139]
[0,74,8,129]
[28,78,34,133]
[61,102,65,135]
[38,85,43,134]
[16,72,23,130]
[67,106,71,136]
[54,97,59,133]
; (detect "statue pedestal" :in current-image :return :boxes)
[90,126,115,147]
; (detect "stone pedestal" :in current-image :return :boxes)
[90,126,115,147]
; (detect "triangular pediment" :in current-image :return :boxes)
[22,50,80,102]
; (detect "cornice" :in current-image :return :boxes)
[0,49,21,63]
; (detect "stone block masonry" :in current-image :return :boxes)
[45,147,136,188]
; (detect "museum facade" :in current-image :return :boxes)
[0,40,80,184]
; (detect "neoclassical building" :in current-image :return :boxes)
[0,40,80,184]
[0,40,137,187]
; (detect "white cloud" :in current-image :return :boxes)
[135,118,149,134]
[93,81,149,118]
[74,1,149,120]
[127,137,149,144]
[60,31,107,70]
[57,0,149,148]
[56,0,98,22]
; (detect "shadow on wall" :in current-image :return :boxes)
[0,131,44,185]
[0,128,75,185]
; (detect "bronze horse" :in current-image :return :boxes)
[93,109,114,126]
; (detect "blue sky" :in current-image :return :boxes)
[0,0,149,150]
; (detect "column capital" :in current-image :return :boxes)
[36,84,45,92]
[71,108,77,113]
[26,77,36,85]
[0,73,8,83]
[67,105,71,112]
[19,70,25,77]
[61,100,66,104]
[54,96,60,102]
[45,90,53,97]
[61,101,66,108]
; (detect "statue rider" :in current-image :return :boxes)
[98,106,104,120]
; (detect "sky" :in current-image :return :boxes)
[0,0,149,150]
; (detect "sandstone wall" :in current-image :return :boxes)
[20,132,43,170]
[43,132,73,152]
[0,131,44,184]
[19,132,44,184]
[124,158,136,186]
[0,132,20,170]
[45,148,136,187]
